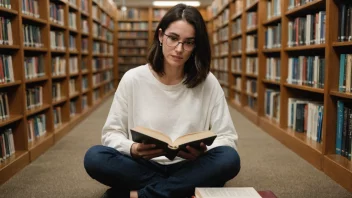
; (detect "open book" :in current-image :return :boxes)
[130,126,217,160]
[194,187,262,198]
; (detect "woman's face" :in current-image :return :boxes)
[159,20,195,69]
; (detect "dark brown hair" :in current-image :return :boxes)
[147,4,211,88]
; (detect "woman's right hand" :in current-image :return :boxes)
[130,143,165,160]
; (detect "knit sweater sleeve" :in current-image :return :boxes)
[206,95,239,151]
[101,74,134,156]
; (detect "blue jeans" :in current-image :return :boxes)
[84,145,241,198]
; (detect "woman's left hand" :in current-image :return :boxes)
[177,142,207,160]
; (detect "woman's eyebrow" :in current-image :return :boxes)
[168,32,195,39]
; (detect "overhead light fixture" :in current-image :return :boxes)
[153,1,201,7]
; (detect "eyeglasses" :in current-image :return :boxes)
[163,33,195,51]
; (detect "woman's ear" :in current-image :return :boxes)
[158,28,163,44]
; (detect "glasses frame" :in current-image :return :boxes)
[163,33,196,52]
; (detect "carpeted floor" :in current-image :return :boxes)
[0,96,351,198]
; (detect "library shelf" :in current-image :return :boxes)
[284,44,326,51]
[263,15,281,26]
[26,104,50,117]
[230,85,242,93]
[52,75,67,80]
[245,73,258,78]
[323,155,352,192]
[262,48,281,54]
[332,42,352,48]
[246,1,258,12]
[0,115,23,128]
[25,76,49,84]
[69,92,80,99]
[246,27,258,34]
[0,45,20,50]
[244,92,257,98]
[0,7,18,15]
[232,71,242,76]
[51,49,66,54]
[262,79,280,86]
[330,90,352,99]
[53,97,68,106]
[232,52,242,57]
[50,22,66,30]
[82,89,89,95]
[68,3,79,11]
[231,33,242,39]
[243,106,259,125]
[0,80,22,88]
[0,150,29,184]
[23,47,48,52]
[28,132,54,161]
[246,51,258,55]
[284,83,324,94]
[285,0,325,17]
[216,2,230,17]
[69,72,79,77]
[21,14,47,25]
[231,12,242,21]
[259,116,323,170]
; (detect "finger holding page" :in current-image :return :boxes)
[178,150,197,160]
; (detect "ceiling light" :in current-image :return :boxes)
[153,1,201,7]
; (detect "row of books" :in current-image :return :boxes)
[246,35,258,52]
[0,128,15,163]
[232,18,242,36]
[53,106,62,129]
[50,31,65,50]
[23,24,42,47]
[52,83,62,101]
[69,57,79,74]
[118,8,147,20]
[0,93,9,120]
[69,79,78,95]
[336,101,352,160]
[70,100,76,117]
[49,3,64,25]
[231,38,242,54]
[24,56,45,80]
[0,0,11,9]
[69,12,77,30]
[265,89,280,122]
[234,77,241,91]
[52,57,66,77]
[118,22,148,31]
[213,57,228,72]
[266,0,281,20]
[286,56,325,89]
[213,70,228,86]
[288,98,324,143]
[247,97,257,111]
[118,57,146,65]
[22,0,39,18]
[28,113,46,142]
[0,55,14,84]
[214,9,229,29]
[288,0,316,10]
[218,27,229,42]
[231,57,242,73]
[246,79,257,96]
[26,86,43,110]
[214,42,229,56]
[119,39,147,47]
[119,49,147,55]
[266,57,281,82]
[92,89,100,103]
[287,11,326,47]
[118,32,148,38]
[246,57,258,75]
[246,12,257,30]
[92,58,113,71]
[264,23,281,49]
[82,95,88,111]
[338,3,352,42]
[339,54,352,93]
[0,17,13,45]
[82,76,88,91]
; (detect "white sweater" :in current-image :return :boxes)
[101,64,238,164]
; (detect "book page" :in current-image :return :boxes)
[173,131,215,146]
[195,187,261,198]
[132,126,171,145]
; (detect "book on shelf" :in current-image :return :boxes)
[0,128,15,163]
[0,17,13,45]
[287,98,323,142]
[336,101,352,160]
[130,126,217,161]
[194,187,261,198]
[338,3,352,42]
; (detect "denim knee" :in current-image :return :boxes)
[83,145,108,177]
[210,146,241,180]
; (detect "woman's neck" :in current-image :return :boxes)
[150,63,184,85]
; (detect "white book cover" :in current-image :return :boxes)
[195,187,261,198]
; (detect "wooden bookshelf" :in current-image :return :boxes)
[0,0,118,185]
[208,0,352,192]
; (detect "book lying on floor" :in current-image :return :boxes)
[130,126,217,160]
[194,187,262,198]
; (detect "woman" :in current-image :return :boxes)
[84,4,241,198]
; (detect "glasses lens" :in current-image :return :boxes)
[165,36,195,51]
[166,36,178,47]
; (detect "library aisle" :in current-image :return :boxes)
[0,96,350,198]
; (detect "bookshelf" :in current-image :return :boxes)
[115,6,209,84]
[208,0,352,192]
[0,0,118,184]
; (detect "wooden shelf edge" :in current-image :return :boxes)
[28,133,54,161]
[259,116,323,170]
[263,15,282,26]
[323,155,352,192]
[284,83,324,94]
[330,90,352,99]
[0,151,29,185]
[262,79,280,85]
[285,0,324,16]
[285,44,325,51]
[0,80,22,88]
[0,7,18,15]
[246,1,258,12]
[53,97,67,106]
[26,104,50,117]
[0,114,23,128]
